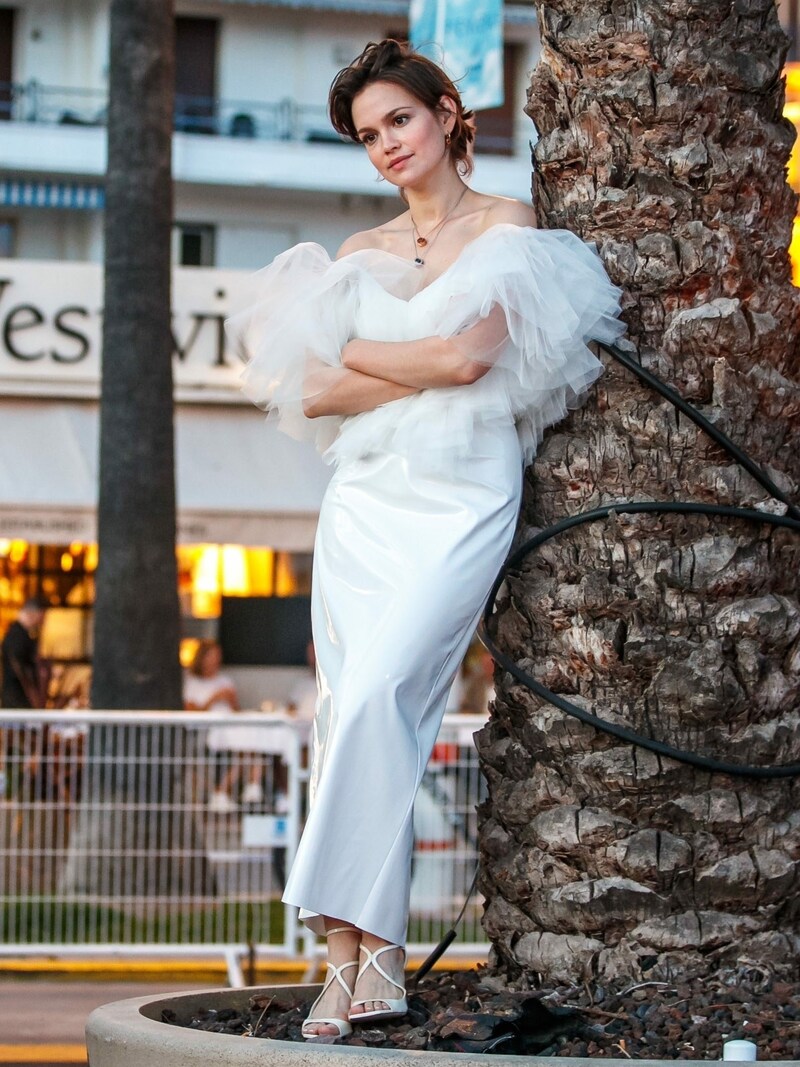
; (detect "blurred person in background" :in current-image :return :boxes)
[1,598,48,709]
[1,597,48,800]
[183,639,263,811]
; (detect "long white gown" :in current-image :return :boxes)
[233,223,625,945]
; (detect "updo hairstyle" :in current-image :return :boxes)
[329,39,475,177]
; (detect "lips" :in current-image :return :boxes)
[388,154,412,170]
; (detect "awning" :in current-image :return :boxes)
[0,180,105,210]
[0,399,330,549]
[205,0,536,24]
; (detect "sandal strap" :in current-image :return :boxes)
[321,958,358,999]
[326,925,357,937]
[355,943,406,995]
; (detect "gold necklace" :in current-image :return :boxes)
[409,185,469,266]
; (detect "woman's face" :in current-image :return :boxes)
[351,81,453,188]
[201,645,221,677]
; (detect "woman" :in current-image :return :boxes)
[184,640,263,811]
[233,40,625,1038]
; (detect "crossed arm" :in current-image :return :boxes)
[302,305,507,419]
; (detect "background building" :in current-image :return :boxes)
[0,0,539,706]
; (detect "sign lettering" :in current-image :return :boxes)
[0,259,250,400]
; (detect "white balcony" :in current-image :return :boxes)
[0,83,534,199]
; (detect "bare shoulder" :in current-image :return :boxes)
[336,229,377,260]
[336,215,410,260]
[482,195,538,230]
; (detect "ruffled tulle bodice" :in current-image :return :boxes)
[231,223,625,470]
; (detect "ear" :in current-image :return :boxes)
[437,94,457,132]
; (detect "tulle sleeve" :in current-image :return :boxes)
[226,242,357,453]
[435,224,626,463]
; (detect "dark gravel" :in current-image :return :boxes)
[167,964,800,1058]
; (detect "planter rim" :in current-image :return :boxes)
[85,984,782,1067]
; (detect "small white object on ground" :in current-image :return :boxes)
[723,1039,758,1061]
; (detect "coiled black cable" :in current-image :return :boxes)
[480,340,800,780]
[412,341,799,980]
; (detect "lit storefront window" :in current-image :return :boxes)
[176,544,311,621]
[785,63,800,285]
[1,540,312,671]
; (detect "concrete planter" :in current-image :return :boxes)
[85,982,725,1067]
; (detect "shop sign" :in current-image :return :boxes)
[0,258,252,401]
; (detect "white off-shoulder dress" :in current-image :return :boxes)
[233,223,625,945]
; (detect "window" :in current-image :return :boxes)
[473,43,520,156]
[0,218,15,257]
[174,16,218,134]
[172,223,215,267]
[0,540,95,664]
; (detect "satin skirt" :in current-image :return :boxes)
[281,419,523,945]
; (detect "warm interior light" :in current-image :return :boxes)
[786,62,800,100]
[177,543,300,619]
[275,552,299,596]
[0,540,10,557]
[9,540,27,563]
[221,544,248,595]
[192,544,221,618]
[180,637,201,668]
[84,544,99,571]
[249,548,275,596]
[785,63,800,287]
[60,552,74,572]
[792,217,800,286]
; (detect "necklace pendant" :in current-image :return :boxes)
[416,236,428,247]
[414,256,424,266]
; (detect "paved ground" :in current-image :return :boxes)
[0,979,222,1064]
[0,980,220,1044]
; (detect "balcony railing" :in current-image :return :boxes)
[0,79,517,154]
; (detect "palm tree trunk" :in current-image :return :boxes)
[479,0,800,986]
[62,1,212,904]
[92,0,181,713]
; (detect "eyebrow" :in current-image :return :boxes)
[355,106,412,136]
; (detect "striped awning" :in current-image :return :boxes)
[0,180,105,210]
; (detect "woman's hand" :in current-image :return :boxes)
[303,360,419,418]
[340,324,499,390]
[203,685,238,710]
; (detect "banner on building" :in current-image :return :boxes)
[410,0,504,111]
[0,258,250,402]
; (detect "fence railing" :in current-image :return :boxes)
[0,709,488,984]
[0,80,517,154]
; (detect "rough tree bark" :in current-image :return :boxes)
[479,0,800,987]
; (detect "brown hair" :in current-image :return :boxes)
[329,39,474,177]
[189,639,220,677]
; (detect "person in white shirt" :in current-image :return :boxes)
[183,640,262,811]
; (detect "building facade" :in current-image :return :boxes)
[0,0,539,704]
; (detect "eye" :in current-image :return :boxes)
[393,114,409,127]
[360,132,377,146]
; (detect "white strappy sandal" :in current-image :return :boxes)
[301,927,359,1040]
[349,942,408,1023]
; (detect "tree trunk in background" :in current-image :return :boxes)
[479,0,800,987]
[62,1,212,903]
[92,0,181,713]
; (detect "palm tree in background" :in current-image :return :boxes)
[92,0,181,713]
[61,0,207,900]
[479,0,800,986]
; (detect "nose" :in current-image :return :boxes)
[383,126,401,153]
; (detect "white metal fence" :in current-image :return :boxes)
[0,710,488,983]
